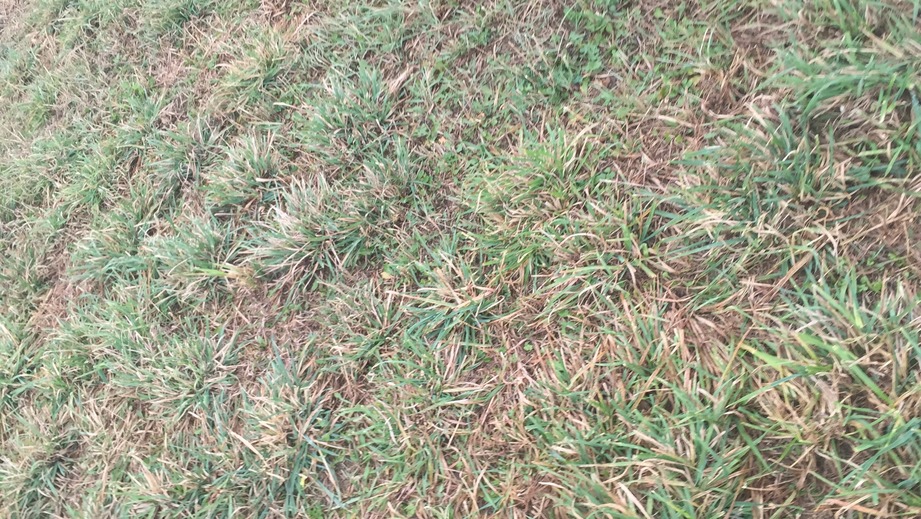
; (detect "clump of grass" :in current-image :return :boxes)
[58,141,122,211]
[21,74,60,130]
[203,130,284,210]
[142,216,246,304]
[247,133,423,290]
[0,149,59,223]
[294,65,395,172]
[247,173,400,289]
[68,184,159,286]
[216,26,298,115]
[141,0,215,37]
[467,129,673,300]
[146,118,225,201]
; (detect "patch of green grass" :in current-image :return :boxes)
[248,167,409,290]
[1,0,920,517]
[140,0,216,38]
[204,130,285,210]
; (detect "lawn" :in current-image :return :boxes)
[0,0,919,517]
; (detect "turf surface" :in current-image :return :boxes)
[0,0,920,517]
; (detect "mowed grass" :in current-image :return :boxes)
[0,0,919,517]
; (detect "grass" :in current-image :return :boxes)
[0,0,919,517]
